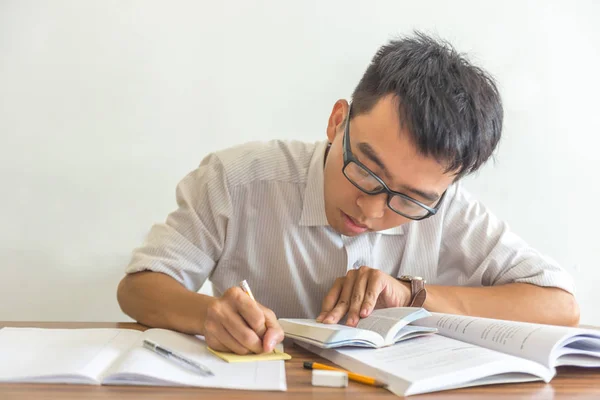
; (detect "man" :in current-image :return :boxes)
[117,33,579,356]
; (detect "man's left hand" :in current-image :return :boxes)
[316,266,412,327]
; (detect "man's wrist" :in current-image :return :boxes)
[397,280,413,307]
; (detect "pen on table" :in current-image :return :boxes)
[143,339,214,377]
[303,361,387,388]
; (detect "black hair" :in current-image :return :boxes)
[351,32,503,178]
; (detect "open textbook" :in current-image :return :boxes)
[0,327,286,391]
[279,307,437,349]
[297,311,600,396]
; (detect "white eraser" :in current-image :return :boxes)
[311,370,349,388]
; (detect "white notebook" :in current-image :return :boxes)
[0,327,286,391]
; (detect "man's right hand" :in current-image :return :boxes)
[203,286,284,355]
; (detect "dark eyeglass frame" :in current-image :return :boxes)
[342,105,446,221]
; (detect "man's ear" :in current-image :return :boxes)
[326,99,349,143]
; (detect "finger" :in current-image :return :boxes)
[205,334,228,352]
[204,297,247,353]
[316,277,345,322]
[238,300,267,338]
[223,286,266,340]
[346,267,370,326]
[323,271,357,324]
[361,270,386,317]
[207,324,250,355]
[262,308,284,353]
[222,309,264,354]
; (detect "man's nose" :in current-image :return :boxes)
[356,192,387,219]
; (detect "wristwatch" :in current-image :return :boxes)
[398,275,427,307]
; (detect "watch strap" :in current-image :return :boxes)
[409,279,427,307]
[398,275,427,307]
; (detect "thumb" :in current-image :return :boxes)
[262,310,284,353]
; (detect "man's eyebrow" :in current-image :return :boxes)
[402,185,440,203]
[357,142,388,175]
[356,141,440,203]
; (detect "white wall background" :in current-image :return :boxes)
[1,0,599,324]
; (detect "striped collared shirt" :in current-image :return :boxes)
[126,140,574,318]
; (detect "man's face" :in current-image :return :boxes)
[323,95,457,236]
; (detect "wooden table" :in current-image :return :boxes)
[2,322,600,399]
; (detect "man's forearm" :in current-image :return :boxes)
[117,271,215,335]
[424,283,580,326]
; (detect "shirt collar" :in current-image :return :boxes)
[298,140,405,235]
[376,225,405,235]
[299,141,329,226]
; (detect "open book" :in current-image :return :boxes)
[297,311,600,396]
[0,327,286,391]
[279,307,437,349]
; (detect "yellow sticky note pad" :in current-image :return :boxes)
[208,347,292,363]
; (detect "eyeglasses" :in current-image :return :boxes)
[342,105,446,220]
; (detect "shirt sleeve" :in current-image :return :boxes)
[125,153,232,291]
[438,182,575,294]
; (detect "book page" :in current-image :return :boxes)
[280,319,358,337]
[356,307,429,344]
[0,328,141,383]
[279,318,383,347]
[102,328,286,391]
[417,313,579,367]
[355,314,398,339]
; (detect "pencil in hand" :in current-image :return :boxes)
[239,279,256,301]
[238,279,277,354]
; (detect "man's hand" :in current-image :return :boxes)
[316,266,411,327]
[203,286,284,355]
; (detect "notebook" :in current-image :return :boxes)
[279,307,436,348]
[0,327,286,391]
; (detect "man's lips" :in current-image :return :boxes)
[342,211,370,233]
[347,214,368,229]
